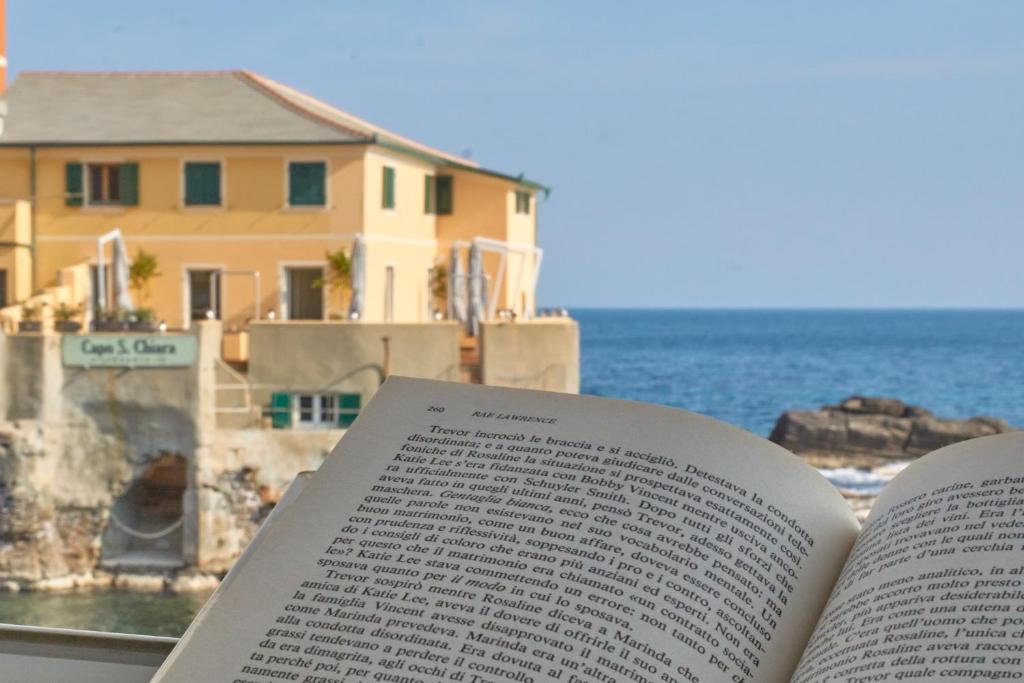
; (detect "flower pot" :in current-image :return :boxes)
[55,321,82,333]
[93,320,130,332]
[129,321,155,332]
[18,321,42,333]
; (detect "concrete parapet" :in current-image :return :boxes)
[247,321,461,409]
[480,319,580,394]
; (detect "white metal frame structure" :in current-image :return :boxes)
[455,237,544,321]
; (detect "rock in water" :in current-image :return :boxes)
[769,395,1014,468]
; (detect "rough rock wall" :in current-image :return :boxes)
[0,323,341,588]
[193,429,340,572]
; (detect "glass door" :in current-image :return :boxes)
[287,267,324,320]
[188,269,221,320]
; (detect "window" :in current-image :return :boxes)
[436,175,453,215]
[424,175,436,214]
[269,392,361,429]
[89,164,120,204]
[65,162,138,206]
[297,394,333,427]
[382,166,395,209]
[184,162,222,206]
[515,190,531,215]
[425,175,453,214]
[288,161,327,207]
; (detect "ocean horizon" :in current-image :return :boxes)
[571,308,1024,437]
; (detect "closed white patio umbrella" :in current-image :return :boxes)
[348,235,366,320]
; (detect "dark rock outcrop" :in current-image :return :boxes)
[770,396,1014,466]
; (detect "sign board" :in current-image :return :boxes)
[62,334,198,368]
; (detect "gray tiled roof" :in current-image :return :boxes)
[0,71,373,144]
[0,70,551,189]
[0,71,472,166]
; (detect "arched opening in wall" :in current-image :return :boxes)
[100,453,187,570]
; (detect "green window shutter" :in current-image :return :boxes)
[119,163,139,206]
[65,163,84,207]
[270,392,292,429]
[382,166,395,209]
[184,162,222,206]
[289,161,326,206]
[436,175,453,215]
[337,393,361,428]
[424,175,436,214]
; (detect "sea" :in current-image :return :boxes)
[3,309,1022,637]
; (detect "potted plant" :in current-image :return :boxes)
[94,307,129,332]
[54,302,84,333]
[314,248,351,317]
[129,307,156,332]
[429,263,448,320]
[18,302,43,333]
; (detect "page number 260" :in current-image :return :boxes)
[428,406,445,413]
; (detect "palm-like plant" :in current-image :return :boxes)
[314,248,352,313]
[430,264,448,314]
[129,250,161,307]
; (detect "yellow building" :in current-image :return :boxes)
[0,71,546,329]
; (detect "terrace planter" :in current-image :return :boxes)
[18,321,42,333]
[129,321,155,332]
[94,320,130,332]
[55,321,82,333]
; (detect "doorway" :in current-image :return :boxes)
[384,265,395,322]
[100,454,187,570]
[188,269,221,321]
[287,267,324,320]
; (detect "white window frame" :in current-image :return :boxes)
[284,158,330,211]
[80,159,129,212]
[293,393,337,429]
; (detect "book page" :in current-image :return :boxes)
[154,377,859,683]
[792,432,1024,682]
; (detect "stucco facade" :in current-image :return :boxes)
[0,72,546,331]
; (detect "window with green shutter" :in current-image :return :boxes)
[337,393,361,428]
[65,163,84,206]
[269,392,292,429]
[184,162,222,206]
[119,163,139,206]
[382,166,395,209]
[424,175,436,214]
[289,161,327,206]
[515,190,531,215]
[436,175,453,215]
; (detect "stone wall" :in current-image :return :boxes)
[0,325,215,585]
[0,317,579,587]
[480,319,580,393]
[193,429,340,571]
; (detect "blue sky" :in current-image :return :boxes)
[10,2,1024,308]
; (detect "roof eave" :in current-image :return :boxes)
[373,138,550,197]
[0,139,371,148]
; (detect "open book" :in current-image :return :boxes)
[153,377,1024,683]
